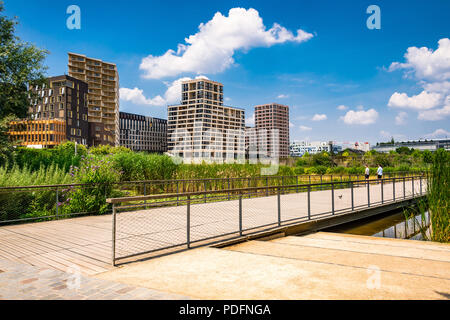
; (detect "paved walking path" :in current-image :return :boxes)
[0,179,424,274]
[96,232,450,300]
[0,258,190,300]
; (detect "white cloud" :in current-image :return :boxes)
[245,113,255,126]
[311,114,327,121]
[337,105,348,111]
[423,81,450,94]
[277,94,289,99]
[388,38,450,122]
[389,38,450,82]
[379,130,406,141]
[299,125,312,131]
[119,87,166,106]
[120,75,209,106]
[388,90,442,110]
[289,122,294,128]
[340,108,378,125]
[395,112,408,125]
[139,8,313,79]
[424,128,450,139]
[418,105,450,121]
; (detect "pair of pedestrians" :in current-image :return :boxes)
[364,165,383,179]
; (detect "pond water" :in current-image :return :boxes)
[325,210,431,241]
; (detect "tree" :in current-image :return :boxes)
[0,1,48,120]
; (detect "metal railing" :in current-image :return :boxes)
[0,172,422,225]
[108,174,427,265]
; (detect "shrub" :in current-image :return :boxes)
[62,155,122,215]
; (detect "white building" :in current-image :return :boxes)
[290,141,330,156]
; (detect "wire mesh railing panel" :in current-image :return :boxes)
[309,187,333,217]
[353,181,369,210]
[333,182,354,213]
[189,199,240,243]
[280,186,309,222]
[242,191,278,231]
[115,203,188,259]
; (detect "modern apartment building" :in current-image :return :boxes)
[119,112,167,153]
[68,52,119,146]
[254,103,290,158]
[8,75,89,148]
[167,79,245,161]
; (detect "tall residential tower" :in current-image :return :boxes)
[254,103,290,158]
[167,79,245,160]
[68,53,119,146]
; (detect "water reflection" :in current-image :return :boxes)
[326,210,431,241]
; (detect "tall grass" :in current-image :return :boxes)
[427,149,449,242]
[0,164,73,186]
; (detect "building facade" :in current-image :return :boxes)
[167,79,245,161]
[68,53,119,146]
[290,141,331,157]
[119,112,167,153]
[8,75,89,148]
[254,103,290,158]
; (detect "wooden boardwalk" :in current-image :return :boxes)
[0,179,425,275]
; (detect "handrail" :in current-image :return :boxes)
[106,175,425,204]
[0,171,426,190]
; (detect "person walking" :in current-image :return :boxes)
[365,165,370,180]
[377,165,383,180]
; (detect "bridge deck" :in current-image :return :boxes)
[0,180,424,275]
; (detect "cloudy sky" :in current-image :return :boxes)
[5,0,450,144]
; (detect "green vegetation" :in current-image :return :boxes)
[427,149,449,242]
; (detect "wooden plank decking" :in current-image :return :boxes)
[0,179,425,275]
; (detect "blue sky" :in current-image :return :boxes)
[4,0,450,144]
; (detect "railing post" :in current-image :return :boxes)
[351,181,354,211]
[239,195,243,236]
[381,178,384,204]
[296,176,299,193]
[403,177,406,199]
[266,177,269,197]
[412,177,414,197]
[228,178,231,201]
[281,176,284,195]
[307,185,311,220]
[420,176,422,195]
[277,187,281,226]
[143,182,147,206]
[367,179,370,208]
[320,175,323,190]
[112,204,116,266]
[55,187,59,218]
[393,177,396,201]
[204,181,207,203]
[331,182,335,215]
[187,195,191,249]
[176,181,179,206]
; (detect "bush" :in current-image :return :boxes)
[62,155,122,215]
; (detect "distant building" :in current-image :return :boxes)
[254,103,290,158]
[8,75,89,148]
[119,112,167,153]
[290,141,330,156]
[68,53,119,146]
[372,139,450,153]
[167,79,245,161]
